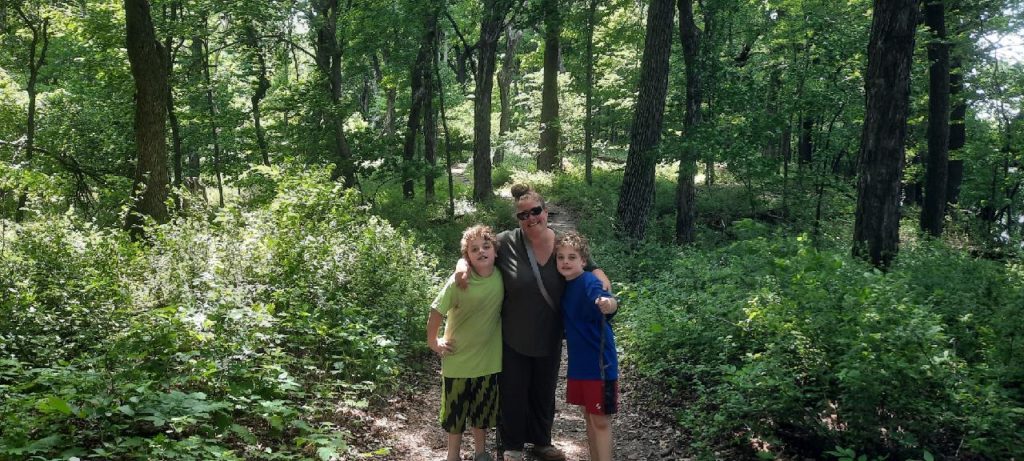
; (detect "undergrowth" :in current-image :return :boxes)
[541,164,1024,460]
[0,167,440,460]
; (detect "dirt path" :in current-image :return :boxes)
[342,186,688,460]
[350,348,685,461]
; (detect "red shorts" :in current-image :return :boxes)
[567,379,619,415]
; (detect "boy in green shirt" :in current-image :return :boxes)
[427,225,503,461]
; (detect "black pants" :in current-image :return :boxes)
[498,341,562,451]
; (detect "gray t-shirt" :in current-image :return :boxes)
[496,227,596,357]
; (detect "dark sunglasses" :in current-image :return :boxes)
[515,206,544,221]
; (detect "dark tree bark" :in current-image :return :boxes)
[385,87,397,136]
[168,82,183,188]
[313,0,355,187]
[537,0,560,172]
[445,11,477,89]
[946,57,966,203]
[799,116,814,165]
[12,5,47,223]
[434,28,456,219]
[764,68,781,159]
[196,34,224,207]
[584,0,598,185]
[423,12,439,201]
[616,0,674,240]
[948,57,965,153]
[380,51,397,137]
[163,2,184,194]
[675,0,702,244]
[496,25,522,165]
[182,26,203,200]
[852,0,919,267]
[360,73,372,117]
[402,55,425,199]
[920,0,950,236]
[123,0,170,236]
[472,0,512,202]
[245,23,271,167]
[403,12,436,199]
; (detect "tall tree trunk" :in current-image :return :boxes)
[675,0,702,244]
[314,0,354,187]
[385,87,397,136]
[371,53,385,129]
[184,35,203,200]
[162,2,184,197]
[798,116,814,165]
[584,0,597,185]
[123,0,170,236]
[472,0,512,202]
[921,0,950,236]
[434,27,456,219]
[198,34,224,207]
[246,24,271,166]
[12,7,47,223]
[852,0,919,267]
[360,74,372,117]
[168,85,183,187]
[403,16,433,199]
[947,57,965,204]
[423,12,439,201]
[616,0,674,240]
[402,80,424,200]
[380,51,397,137]
[496,25,522,165]
[537,0,560,171]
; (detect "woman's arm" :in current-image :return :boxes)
[592,268,611,292]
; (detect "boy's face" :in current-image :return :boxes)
[466,236,496,273]
[555,246,585,280]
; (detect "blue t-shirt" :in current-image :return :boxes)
[562,271,618,381]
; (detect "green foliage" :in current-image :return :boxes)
[618,233,1024,459]
[0,168,438,459]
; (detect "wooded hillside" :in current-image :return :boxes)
[1,0,1022,459]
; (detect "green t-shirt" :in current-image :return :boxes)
[431,269,504,378]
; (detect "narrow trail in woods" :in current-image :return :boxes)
[346,168,691,460]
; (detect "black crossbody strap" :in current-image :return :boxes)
[523,231,556,310]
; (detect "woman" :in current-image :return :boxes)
[457,184,614,461]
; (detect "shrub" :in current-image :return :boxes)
[0,168,438,459]
[619,235,1024,460]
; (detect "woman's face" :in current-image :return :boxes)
[515,198,547,233]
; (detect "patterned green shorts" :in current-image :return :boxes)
[439,373,499,433]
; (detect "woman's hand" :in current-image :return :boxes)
[454,258,470,289]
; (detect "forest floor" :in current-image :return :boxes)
[346,349,690,461]
[342,187,691,460]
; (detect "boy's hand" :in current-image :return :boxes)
[429,338,455,357]
[454,259,470,289]
[595,296,618,315]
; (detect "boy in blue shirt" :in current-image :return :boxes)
[554,232,618,461]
